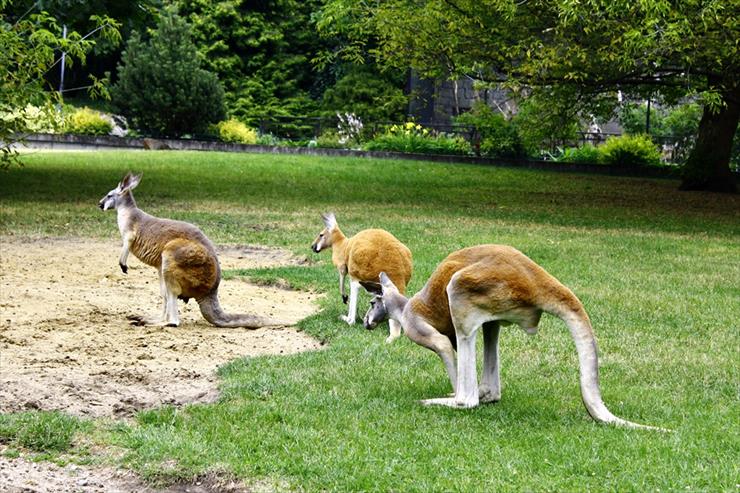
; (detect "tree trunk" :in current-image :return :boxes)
[680,83,739,193]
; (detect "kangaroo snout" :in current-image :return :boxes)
[363,315,377,330]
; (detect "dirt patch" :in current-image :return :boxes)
[0,237,323,419]
[0,452,259,492]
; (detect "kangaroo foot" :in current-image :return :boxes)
[127,315,178,327]
[339,314,355,325]
[478,388,501,404]
[420,397,477,409]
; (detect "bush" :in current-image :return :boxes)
[552,144,602,164]
[65,107,113,136]
[111,9,225,137]
[216,119,257,144]
[256,133,281,146]
[599,134,662,167]
[364,122,471,155]
[513,91,581,155]
[0,103,64,134]
[455,102,525,158]
[315,130,345,149]
[321,67,408,122]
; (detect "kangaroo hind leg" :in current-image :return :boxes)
[479,321,501,403]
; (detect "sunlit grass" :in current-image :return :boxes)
[1,151,738,491]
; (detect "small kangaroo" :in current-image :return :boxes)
[99,172,284,328]
[364,244,667,431]
[311,212,412,343]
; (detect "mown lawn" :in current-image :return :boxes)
[1,151,738,491]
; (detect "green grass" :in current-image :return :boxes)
[0,411,90,453]
[1,151,739,491]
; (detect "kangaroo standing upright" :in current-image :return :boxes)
[99,172,283,328]
[364,244,667,431]
[311,213,412,342]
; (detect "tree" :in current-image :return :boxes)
[4,0,160,98]
[174,0,327,124]
[111,9,225,137]
[318,0,739,192]
[0,0,120,167]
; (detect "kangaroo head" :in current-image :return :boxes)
[311,212,339,253]
[99,172,142,211]
[363,272,402,330]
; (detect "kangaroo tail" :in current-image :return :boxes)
[197,291,287,329]
[554,305,670,432]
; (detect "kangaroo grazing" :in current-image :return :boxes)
[311,212,412,343]
[363,244,667,431]
[99,172,284,328]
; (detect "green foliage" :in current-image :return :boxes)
[619,101,704,164]
[0,5,119,167]
[320,66,407,122]
[552,144,602,164]
[216,119,258,144]
[599,134,662,167]
[455,102,525,158]
[0,411,87,452]
[111,9,226,137]
[65,107,112,135]
[176,0,326,124]
[364,122,471,155]
[513,91,581,156]
[255,133,281,146]
[319,0,740,188]
[0,103,65,134]
[314,130,345,149]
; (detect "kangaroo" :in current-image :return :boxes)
[363,244,667,431]
[99,172,284,328]
[311,212,412,343]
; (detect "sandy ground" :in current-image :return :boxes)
[0,453,261,492]
[0,236,324,491]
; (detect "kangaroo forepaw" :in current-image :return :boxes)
[119,263,128,274]
[385,333,401,344]
[126,314,146,326]
[342,295,348,304]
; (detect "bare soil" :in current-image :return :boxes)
[0,236,324,491]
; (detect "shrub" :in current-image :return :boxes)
[111,9,225,137]
[455,102,525,158]
[216,119,257,144]
[553,144,601,164]
[65,107,113,136]
[315,130,345,149]
[364,122,471,155]
[0,103,64,134]
[513,91,581,155]
[599,134,662,167]
[256,133,281,146]
[321,67,408,122]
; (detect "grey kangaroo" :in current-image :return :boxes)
[99,172,284,328]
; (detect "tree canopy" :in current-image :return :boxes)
[0,0,120,166]
[318,0,740,191]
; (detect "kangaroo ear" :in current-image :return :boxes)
[359,281,382,295]
[321,212,337,231]
[120,172,142,192]
[379,272,397,293]
[128,173,143,190]
[118,172,132,190]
